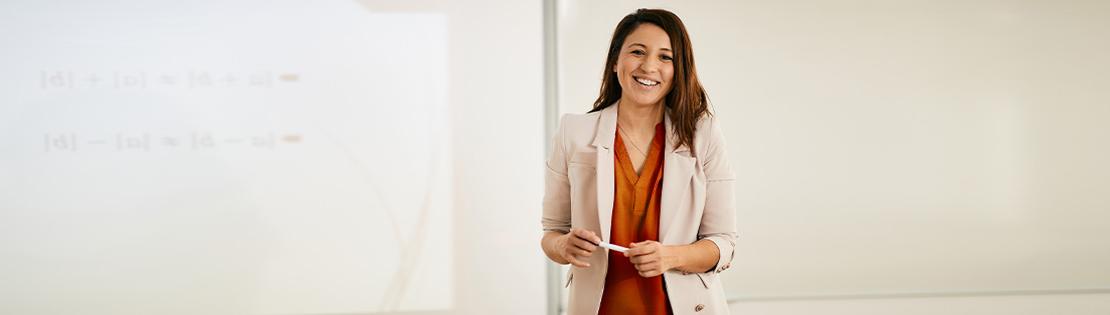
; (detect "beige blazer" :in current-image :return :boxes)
[543,103,738,315]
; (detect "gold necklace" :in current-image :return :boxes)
[617,123,649,157]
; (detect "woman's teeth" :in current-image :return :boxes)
[635,77,659,87]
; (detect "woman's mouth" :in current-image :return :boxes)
[634,76,660,87]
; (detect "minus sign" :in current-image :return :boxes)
[88,140,107,145]
[224,139,244,144]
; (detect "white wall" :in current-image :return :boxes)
[445,0,549,314]
[554,0,1110,313]
[373,0,552,314]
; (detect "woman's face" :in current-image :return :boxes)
[614,23,674,108]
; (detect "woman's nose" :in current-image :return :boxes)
[639,57,660,73]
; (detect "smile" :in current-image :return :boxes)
[634,76,659,87]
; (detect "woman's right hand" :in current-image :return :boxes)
[558,228,601,268]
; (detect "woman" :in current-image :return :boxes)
[541,8,737,315]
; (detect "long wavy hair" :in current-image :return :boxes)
[589,8,711,156]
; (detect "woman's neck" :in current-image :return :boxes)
[617,99,664,130]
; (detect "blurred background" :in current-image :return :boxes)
[1,0,1108,314]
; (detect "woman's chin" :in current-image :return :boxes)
[622,92,664,107]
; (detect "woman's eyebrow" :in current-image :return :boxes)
[626,42,672,52]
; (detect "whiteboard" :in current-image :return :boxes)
[0,1,452,313]
[554,0,1110,300]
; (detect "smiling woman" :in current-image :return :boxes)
[593,9,710,158]
[541,8,737,315]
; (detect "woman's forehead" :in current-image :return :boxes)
[624,24,671,50]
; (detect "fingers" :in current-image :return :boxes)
[626,241,665,278]
[567,228,599,254]
[628,254,658,265]
[569,246,592,258]
[632,259,664,277]
[560,241,591,267]
[638,269,663,277]
[571,228,601,244]
[565,254,591,268]
[562,228,600,268]
[626,241,659,257]
[569,236,597,253]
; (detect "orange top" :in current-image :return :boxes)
[598,122,671,315]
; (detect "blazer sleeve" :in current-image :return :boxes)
[542,114,572,234]
[697,117,739,273]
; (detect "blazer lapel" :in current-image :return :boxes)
[660,112,695,242]
[591,104,618,243]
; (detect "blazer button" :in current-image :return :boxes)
[695,304,705,312]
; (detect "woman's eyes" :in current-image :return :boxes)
[630,49,674,62]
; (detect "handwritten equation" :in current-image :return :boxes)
[43,132,304,153]
[39,71,301,90]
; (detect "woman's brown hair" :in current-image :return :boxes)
[589,8,711,156]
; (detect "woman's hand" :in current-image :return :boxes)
[626,239,721,276]
[626,240,677,277]
[556,228,601,268]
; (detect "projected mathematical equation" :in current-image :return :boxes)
[39,70,300,89]
[43,132,303,153]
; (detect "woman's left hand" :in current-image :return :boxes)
[626,240,675,278]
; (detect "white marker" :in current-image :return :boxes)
[597,241,629,253]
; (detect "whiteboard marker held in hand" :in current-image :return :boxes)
[595,241,628,253]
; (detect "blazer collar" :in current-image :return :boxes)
[590,102,690,154]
